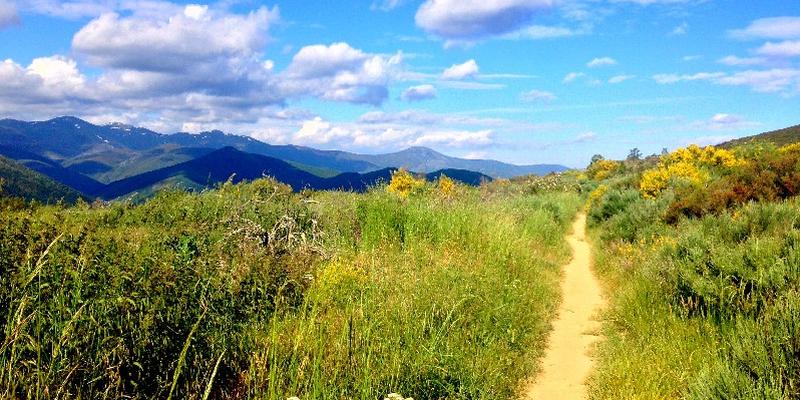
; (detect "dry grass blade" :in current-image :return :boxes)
[202,351,225,400]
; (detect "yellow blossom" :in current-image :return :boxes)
[387,168,425,197]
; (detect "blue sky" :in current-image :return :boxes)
[0,0,798,167]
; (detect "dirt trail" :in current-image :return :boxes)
[523,213,605,400]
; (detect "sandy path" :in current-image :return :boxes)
[523,213,604,400]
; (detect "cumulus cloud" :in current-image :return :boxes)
[0,0,18,29]
[520,89,556,101]
[73,5,277,73]
[0,56,90,104]
[401,84,437,101]
[415,0,557,41]
[730,17,800,40]
[587,57,617,68]
[441,59,479,80]
[281,42,404,105]
[0,3,415,140]
[284,111,507,152]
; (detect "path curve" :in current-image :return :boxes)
[523,213,605,399]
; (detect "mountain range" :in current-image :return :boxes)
[1,116,566,201]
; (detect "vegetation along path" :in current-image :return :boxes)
[523,213,605,399]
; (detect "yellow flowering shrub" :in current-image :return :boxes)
[639,145,740,199]
[588,159,622,180]
[779,142,800,154]
[437,174,456,198]
[699,146,743,168]
[640,161,706,199]
[387,168,425,197]
[588,184,608,205]
[662,144,743,168]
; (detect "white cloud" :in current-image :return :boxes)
[439,81,505,90]
[415,0,557,41]
[283,111,508,152]
[411,129,494,147]
[715,69,800,93]
[573,131,597,143]
[371,0,405,11]
[611,0,695,4]
[608,74,634,84]
[282,42,405,105]
[502,25,582,40]
[670,22,688,36]
[562,72,586,83]
[690,113,757,132]
[718,55,767,66]
[0,56,89,103]
[520,89,556,101]
[183,4,209,20]
[730,17,800,40]
[587,57,617,68]
[0,0,18,29]
[73,5,278,73]
[293,117,352,145]
[441,59,479,80]
[401,84,437,101]
[756,40,800,58]
[652,72,726,84]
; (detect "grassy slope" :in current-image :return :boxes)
[585,150,800,399]
[0,177,581,399]
[0,155,83,203]
[719,124,800,149]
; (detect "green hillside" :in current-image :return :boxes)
[719,124,800,148]
[0,155,84,203]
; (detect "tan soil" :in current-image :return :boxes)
[522,213,605,400]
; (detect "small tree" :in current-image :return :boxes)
[627,148,642,161]
[590,154,605,165]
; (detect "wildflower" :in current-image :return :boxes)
[437,174,456,198]
[587,184,608,206]
[588,159,621,180]
[387,168,425,197]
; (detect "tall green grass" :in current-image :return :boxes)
[588,188,800,399]
[0,178,581,398]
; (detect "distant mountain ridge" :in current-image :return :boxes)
[99,147,492,200]
[350,146,568,177]
[0,116,567,180]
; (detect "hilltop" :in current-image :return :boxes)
[718,124,800,148]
